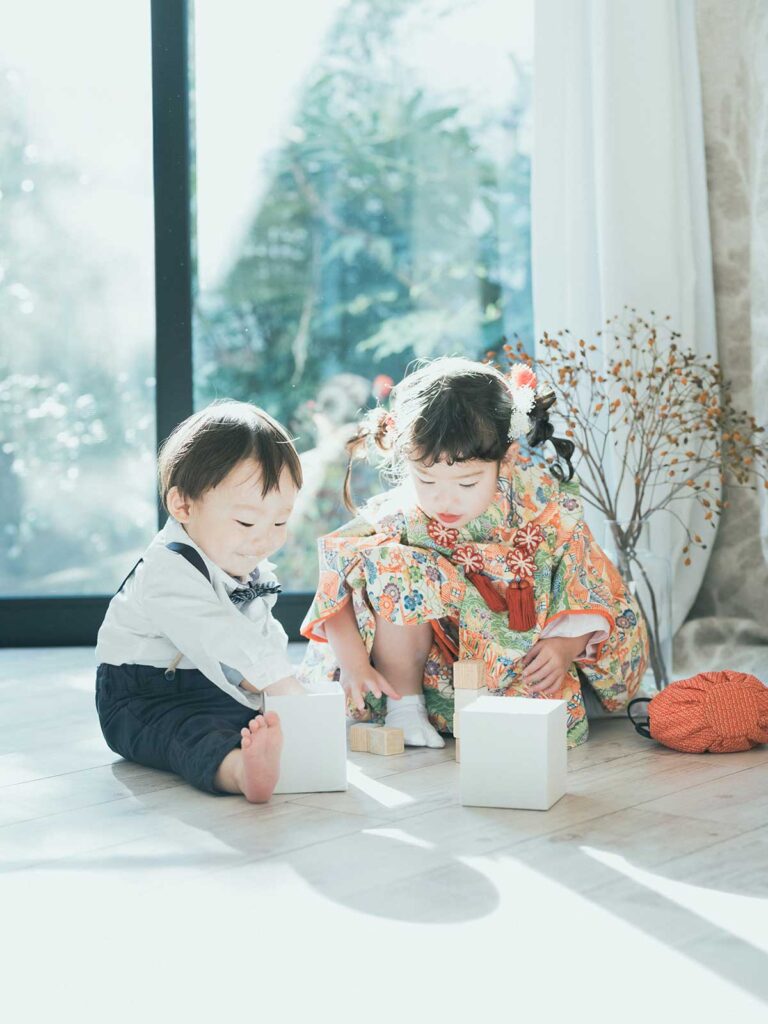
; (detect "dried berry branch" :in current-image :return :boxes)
[486,309,767,688]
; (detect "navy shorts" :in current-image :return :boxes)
[95,663,259,794]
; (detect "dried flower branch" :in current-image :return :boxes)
[487,308,767,688]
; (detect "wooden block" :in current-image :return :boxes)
[460,696,567,810]
[263,681,347,794]
[348,723,405,756]
[453,659,486,690]
[348,723,376,752]
[455,738,461,763]
[367,726,404,756]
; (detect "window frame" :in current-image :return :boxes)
[0,0,313,646]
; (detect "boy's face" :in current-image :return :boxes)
[168,458,298,579]
[407,457,499,530]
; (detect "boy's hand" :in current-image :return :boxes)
[520,634,592,695]
[262,674,307,697]
[339,663,401,712]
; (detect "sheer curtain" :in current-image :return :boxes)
[531,0,717,635]
[673,0,768,677]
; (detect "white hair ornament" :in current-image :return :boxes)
[506,362,539,441]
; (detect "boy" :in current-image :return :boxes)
[96,401,305,802]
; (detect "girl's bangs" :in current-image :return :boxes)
[408,414,504,466]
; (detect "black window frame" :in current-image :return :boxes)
[1,0,312,647]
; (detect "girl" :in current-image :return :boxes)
[299,357,649,748]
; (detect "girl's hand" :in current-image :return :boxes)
[339,663,401,712]
[520,635,592,696]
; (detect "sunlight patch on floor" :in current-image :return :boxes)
[346,761,415,808]
[580,845,768,954]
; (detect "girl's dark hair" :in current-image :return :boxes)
[525,388,577,482]
[158,400,303,510]
[343,357,574,511]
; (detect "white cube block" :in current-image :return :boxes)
[459,696,567,810]
[452,686,488,738]
[264,681,347,794]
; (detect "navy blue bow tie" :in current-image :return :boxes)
[229,572,282,607]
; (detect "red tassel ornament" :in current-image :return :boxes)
[466,572,508,613]
[506,580,536,631]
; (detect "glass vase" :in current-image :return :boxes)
[603,519,673,691]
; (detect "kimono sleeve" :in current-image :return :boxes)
[543,478,618,664]
[300,513,403,642]
[540,613,610,661]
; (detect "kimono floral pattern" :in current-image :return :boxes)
[299,448,649,747]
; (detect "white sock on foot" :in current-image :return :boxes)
[385,694,445,748]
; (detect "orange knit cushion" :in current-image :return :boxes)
[629,671,768,753]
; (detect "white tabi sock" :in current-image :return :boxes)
[385,693,445,748]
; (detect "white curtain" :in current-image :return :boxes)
[531,0,717,634]
[671,0,768,680]
[749,4,768,564]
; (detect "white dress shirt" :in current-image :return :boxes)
[96,518,294,710]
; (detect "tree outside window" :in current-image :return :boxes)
[193,0,533,589]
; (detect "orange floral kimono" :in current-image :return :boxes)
[299,448,649,747]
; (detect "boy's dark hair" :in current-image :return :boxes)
[343,357,574,511]
[158,400,303,509]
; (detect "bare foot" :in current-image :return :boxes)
[238,712,283,803]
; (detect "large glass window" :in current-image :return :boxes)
[192,0,533,590]
[0,2,156,597]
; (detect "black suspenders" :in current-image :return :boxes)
[114,542,214,681]
[165,542,211,583]
[115,541,211,595]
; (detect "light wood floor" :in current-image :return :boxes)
[1,647,767,1023]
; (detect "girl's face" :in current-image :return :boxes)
[167,458,298,579]
[407,457,500,530]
